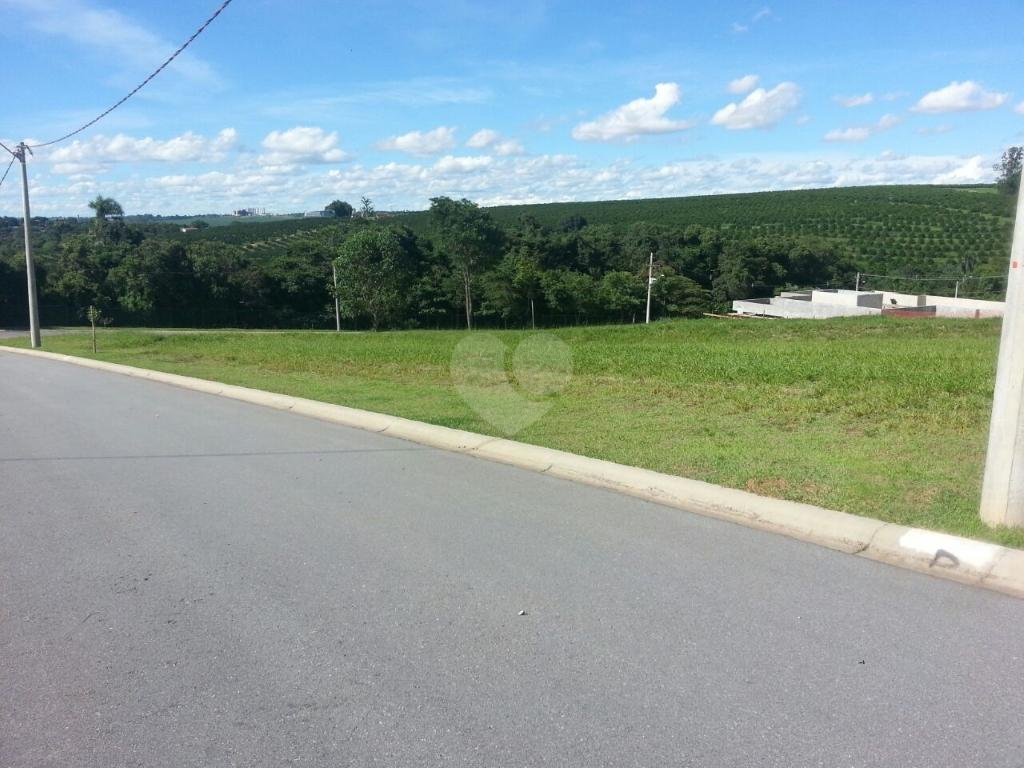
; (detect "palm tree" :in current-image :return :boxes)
[88,196,124,238]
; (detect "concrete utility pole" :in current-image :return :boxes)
[980,188,1024,527]
[331,260,341,332]
[15,143,41,349]
[645,251,654,324]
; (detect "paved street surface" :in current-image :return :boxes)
[2,351,1023,767]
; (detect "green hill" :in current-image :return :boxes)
[395,184,1015,286]
[135,184,1018,284]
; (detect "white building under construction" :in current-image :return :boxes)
[732,289,1004,319]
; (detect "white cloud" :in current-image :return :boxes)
[916,124,953,136]
[433,155,493,174]
[572,83,693,142]
[1016,102,1024,115]
[259,126,348,165]
[45,128,237,170]
[876,114,901,130]
[824,113,901,143]
[731,6,771,33]
[466,129,500,148]
[933,155,988,184]
[912,81,1009,113]
[836,93,874,108]
[493,140,525,157]
[466,129,524,156]
[11,150,1004,216]
[823,127,871,143]
[262,78,492,124]
[711,82,801,130]
[1,0,218,86]
[377,126,457,156]
[728,74,760,94]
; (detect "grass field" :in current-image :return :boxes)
[6,316,1019,548]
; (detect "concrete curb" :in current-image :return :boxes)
[4,344,1023,599]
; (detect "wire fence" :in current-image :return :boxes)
[854,270,1008,300]
[0,304,668,333]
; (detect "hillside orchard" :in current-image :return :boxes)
[0,183,1015,330]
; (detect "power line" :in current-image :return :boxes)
[0,140,14,157]
[27,0,233,150]
[0,155,14,191]
[859,271,1005,282]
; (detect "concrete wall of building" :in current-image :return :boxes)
[732,289,1004,319]
[932,306,1004,319]
[733,298,881,319]
[811,289,855,307]
[880,292,926,307]
[925,295,1004,310]
[811,289,883,308]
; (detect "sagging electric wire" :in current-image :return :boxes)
[0,154,15,191]
[27,0,233,149]
[859,271,1005,282]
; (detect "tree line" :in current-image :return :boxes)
[0,194,869,330]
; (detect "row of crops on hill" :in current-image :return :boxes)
[391,185,1014,286]
[170,216,340,248]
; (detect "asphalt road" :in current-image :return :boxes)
[2,351,1023,767]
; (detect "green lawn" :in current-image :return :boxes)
[6,316,1019,547]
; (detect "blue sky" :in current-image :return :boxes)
[1,0,1022,215]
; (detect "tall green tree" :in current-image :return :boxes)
[599,271,645,321]
[429,196,503,329]
[480,249,543,326]
[651,274,710,318]
[334,228,408,330]
[994,147,1022,195]
[87,196,123,240]
[712,242,787,305]
[540,269,597,321]
[326,200,354,218]
[109,241,198,314]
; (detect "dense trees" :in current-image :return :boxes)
[995,147,1022,196]
[0,184,1011,331]
[334,228,408,329]
[325,200,353,218]
[429,197,503,329]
